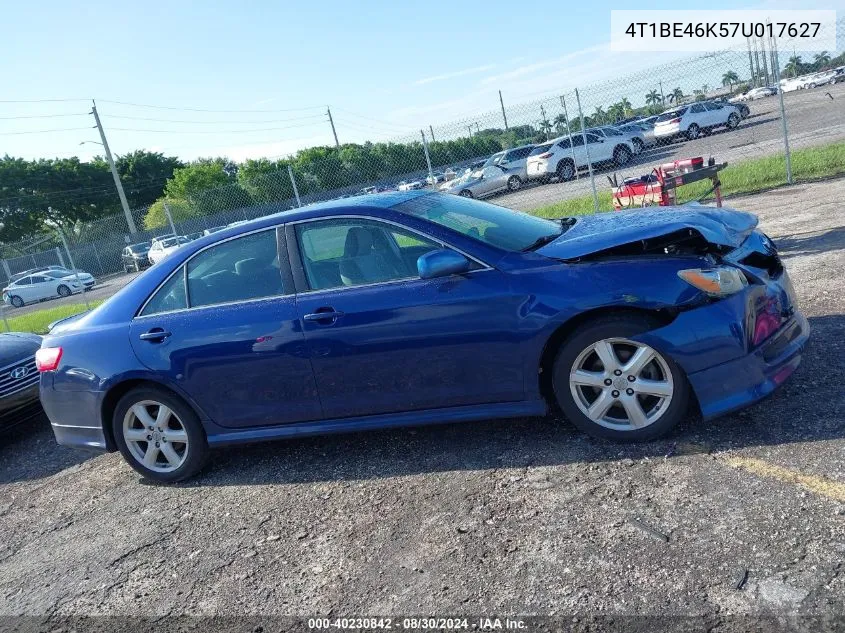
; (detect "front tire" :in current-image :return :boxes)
[9,295,23,308]
[631,138,644,153]
[506,175,522,191]
[113,386,209,483]
[551,314,690,442]
[613,145,632,167]
[726,113,740,129]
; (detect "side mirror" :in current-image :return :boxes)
[417,249,471,280]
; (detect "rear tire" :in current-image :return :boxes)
[556,160,576,182]
[551,314,690,442]
[113,386,209,483]
[10,295,23,308]
[726,113,740,129]
[57,285,71,298]
[686,124,700,140]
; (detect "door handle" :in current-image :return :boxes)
[139,328,172,342]
[303,309,344,323]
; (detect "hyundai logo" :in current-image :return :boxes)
[10,366,29,380]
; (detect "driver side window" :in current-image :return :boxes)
[295,219,441,291]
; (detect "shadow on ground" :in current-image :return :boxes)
[776,226,845,258]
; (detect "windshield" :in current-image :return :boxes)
[657,108,685,122]
[529,144,553,156]
[393,194,562,252]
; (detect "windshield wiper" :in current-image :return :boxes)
[522,230,563,252]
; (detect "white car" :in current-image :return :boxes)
[147,236,188,265]
[526,132,636,183]
[39,268,95,290]
[735,86,777,101]
[2,273,84,308]
[653,101,741,142]
[397,180,423,191]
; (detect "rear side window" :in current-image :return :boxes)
[690,104,705,113]
[529,144,552,156]
[15,277,32,286]
[187,230,285,308]
[557,138,571,149]
[141,271,187,316]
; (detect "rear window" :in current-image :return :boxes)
[529,144,553,156]
[657,108,686,122]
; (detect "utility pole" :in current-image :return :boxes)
[499,90,509,131]
[746,38,756,87]
[540,104,550,140]
[752,38,762,87]
[474,122,480,134]
[327,106,340,148]
[163,202,177,237]
[420,130,434,185]
[658,80,666,107]
[429,125,436,143]
[759,36,770,86]
[467,124,474,138]
[91,101,136,234]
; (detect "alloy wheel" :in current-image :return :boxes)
[122,400,190,473]
[687,124,700,140]
[569,338,674,431]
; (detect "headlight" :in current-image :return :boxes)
[678,266,748,297]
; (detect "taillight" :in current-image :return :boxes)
[35,347,62,372]
[669,117,681,124]
[539,152,553,159]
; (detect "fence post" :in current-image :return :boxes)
[287,165,302,207]
[421,130,435,185]
[57,229,90,310]
[91,242,105,276]
[575,89,600,214]
[1,260,11,280]
[163,203,178,236]
[55,247,66,269]
[560,95,579,180]
[771,35,793,185]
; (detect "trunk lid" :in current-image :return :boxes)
[537,205,758,260]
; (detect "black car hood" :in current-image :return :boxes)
[537,205,759,260]
[0,333,42,365]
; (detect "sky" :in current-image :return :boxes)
[1,0,841,163]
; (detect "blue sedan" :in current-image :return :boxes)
[36,192,809,482]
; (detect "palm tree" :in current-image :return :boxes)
[607,103,625,122]
[553,113,568,134]
[538,119,553,140]
[592,106,606,124]
[722,71,740,91]
[645,90,661,106]
[619,97,632,117]
[701,84,710,95]
[668,88,684,104]
[814,51,831,69]
[785,55,802,77]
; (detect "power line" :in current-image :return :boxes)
[0,98,89,104]
[0,113,89,120]
[106,121,325,134]
[98,99,324,114]
[0,126,93,136]
[99,113,327,125]
[331,108,418,130]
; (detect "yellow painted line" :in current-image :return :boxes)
[723,456,845,503]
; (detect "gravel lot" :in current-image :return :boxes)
[496,83,845,211]
[0,178,843,628]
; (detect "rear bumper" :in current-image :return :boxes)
[40,381,110,451]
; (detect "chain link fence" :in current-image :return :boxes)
[1,18,842,329]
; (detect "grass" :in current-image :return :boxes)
[2,300,104,335]
[532,141,845,218]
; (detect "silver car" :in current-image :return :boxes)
[617,122,656,148]
[589,126,645,154]
[446,164,524,198]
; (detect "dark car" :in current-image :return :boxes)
[37,192,808,483]
[0,332,43,432]
[121,242,151,273]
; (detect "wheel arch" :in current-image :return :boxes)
[100,378,202,451]
[537,306,678,412]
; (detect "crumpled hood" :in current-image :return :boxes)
[537,205,759,260]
